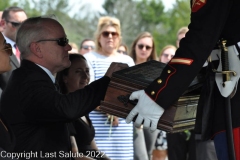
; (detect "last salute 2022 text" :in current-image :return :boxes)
[0,150,105,159]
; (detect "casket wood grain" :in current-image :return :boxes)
[100,60,200,133]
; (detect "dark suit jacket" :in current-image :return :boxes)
[0,60,110,159]
[0,113,16,152]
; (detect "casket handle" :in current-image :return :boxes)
[117,94,138,106]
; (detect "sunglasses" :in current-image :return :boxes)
[81,45,95,50]
[101,31,119,38]
[36,37,69,46]
[137,44,152,51]
[162,53,174,58]
[117,50,127,55]
[6,20,22,27]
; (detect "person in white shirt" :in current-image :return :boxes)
[84,16,135,160]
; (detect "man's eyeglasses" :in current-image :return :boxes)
[117,50,127,55]
[6,20,22,28]
[36,37,69,47]
[101,31,119,38]
[81,45,95,50]
[137,44,152,51]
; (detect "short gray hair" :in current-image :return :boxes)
[16,16,60,59]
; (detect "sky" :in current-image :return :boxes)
[70,0,176,16]
[83,0,176,11]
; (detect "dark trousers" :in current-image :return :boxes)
[214,129,240,160]
[167,130,196,160]
[214,131,229,160]
[196,140,217,160]
[134,128,159,160]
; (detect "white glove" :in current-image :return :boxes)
[125,90,164,131]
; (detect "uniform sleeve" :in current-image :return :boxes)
[145,0,233,109]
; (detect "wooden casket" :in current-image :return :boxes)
[100,60,203,133]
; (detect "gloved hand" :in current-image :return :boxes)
[125,90,164,131]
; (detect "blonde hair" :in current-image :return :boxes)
[68,42,79,54]
[177,26,189,37]
[69,42,78,50]
[159,45,177,58]
[94,16,122,53]
[129,32,157,62]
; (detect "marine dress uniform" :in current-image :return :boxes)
[129,0,240,159]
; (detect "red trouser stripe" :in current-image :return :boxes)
[233,127,240,160]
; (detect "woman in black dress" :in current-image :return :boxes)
[56,54,111,160]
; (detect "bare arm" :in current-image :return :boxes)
[70,136,78,154]
[71,136,95,160]
[90,139,111,160]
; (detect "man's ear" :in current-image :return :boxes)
[0,19,6,28]
[29,42,43,58]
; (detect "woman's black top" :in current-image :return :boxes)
[71,114,95,152]
[0,113,15,151]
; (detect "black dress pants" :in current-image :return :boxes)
[167,130,196,160]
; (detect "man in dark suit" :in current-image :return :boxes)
[0,16,127,160]
[0,6,27,93]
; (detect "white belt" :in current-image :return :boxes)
[209,44,240,97]
[209,44,239,61]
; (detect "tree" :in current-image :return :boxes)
[136,0,167,53]
[4,0,95,46]
[0,1,12,11]
[101,0,191,54]
[1,0,191,55]
[160,0,191,47]
[136,0,191,54]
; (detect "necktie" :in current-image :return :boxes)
[14,44,21,63]
[54,81,60,92]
